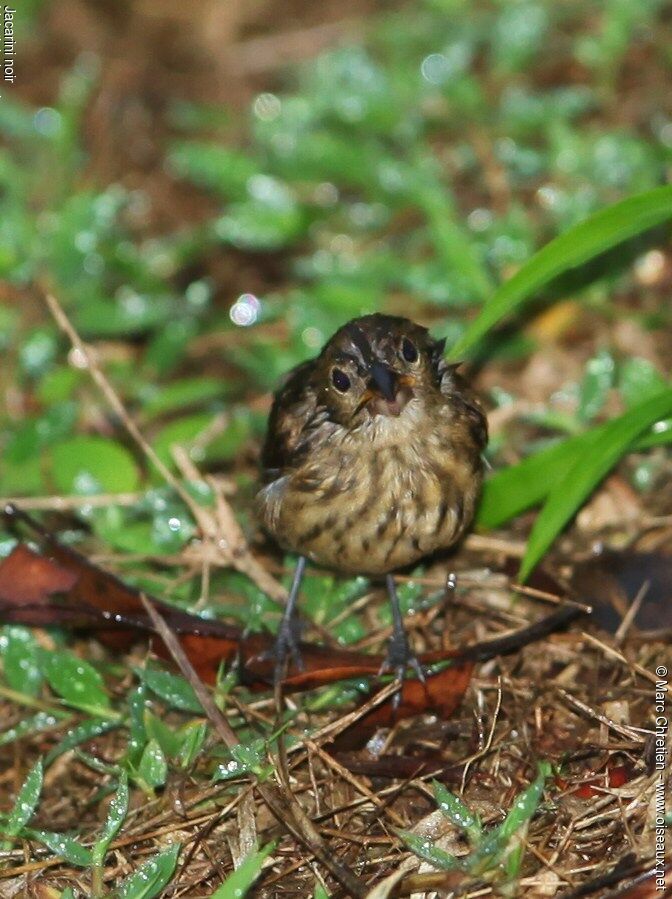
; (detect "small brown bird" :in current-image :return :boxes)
[257,313,487,686]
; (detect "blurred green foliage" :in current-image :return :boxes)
[0,0,669,638]
[0,0,670,657]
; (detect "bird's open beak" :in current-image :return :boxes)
[369,361,397,402]
[358,365,415,417]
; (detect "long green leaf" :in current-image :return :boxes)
[477,408,672,531]
[520,389,672,580]
[451,186,672,357]
[2,758,43,847]
[476,429,601,530]
[115,843,181,899]
[431,780,482,843]
[92,771,129,868]
[27,828,92,867]
[209,842,276,898]
[395,829,462,872]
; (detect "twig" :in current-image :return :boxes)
[464,534,528,557]
[304,740,406,828]
[511,582,593,614]
[556,688,647,742]
[614,580,648,645]
[43,290,287,604]
[0,492,142,511]
[139,593,239,749]
[45,292,198,515]
[581,631,660,685]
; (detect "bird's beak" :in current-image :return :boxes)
[356,364,415,417]
[369,361,398,402]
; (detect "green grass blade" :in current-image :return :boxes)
[395,829,462,872]
[115,843,181,899]
[27,828,92,867]
[2,758,43,847]
[520,389,672,580]
[476,429,603,530]
[209,842,276,898]
[468,762,550,877]
[450,186,672,357]
[431,780,482,843]
[477,406,672,531]
[494,762,551,843]
[92,771,129,868]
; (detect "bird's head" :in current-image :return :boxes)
[310,313,447,428]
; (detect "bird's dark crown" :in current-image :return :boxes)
[324,313,443,369]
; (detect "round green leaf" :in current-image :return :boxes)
[50,436,140,494]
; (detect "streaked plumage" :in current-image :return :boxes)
[258,314,487,573]
[256,313,487,685]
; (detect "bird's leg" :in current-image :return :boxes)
[273,555,307,685]
[380,573,425,705]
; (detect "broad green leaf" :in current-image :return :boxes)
[168,141,258,198]
[215,195,306,251]
[137,739,167,789]
[0,711,60,748]
[476,429,599,530]
[140,377,224,420]
[126,684,149,766]
[209,842,276,898]
[152,413,217,469]
[75,295,174,339]
[144,711,183,759]
[578,350,615,423]
[28,828,92,867]
[520,389,672,579]
[50,435,140,494]
[177,721,208,768]
[45,718,119,764]
[2,758,43,845]
[42,650,112,716]
[451,186,672,357]
[214,739,269,781]
[139,665,203,713]
[115,843,180,899]
[2,626,43,697]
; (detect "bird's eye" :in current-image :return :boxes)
[401,338,418,363]
[331,368,351,392]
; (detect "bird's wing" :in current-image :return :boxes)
[260,359,319,479]
[440,364,489,453]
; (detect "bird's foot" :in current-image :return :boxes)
[272,616,305,686]
[378,628,425,709]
